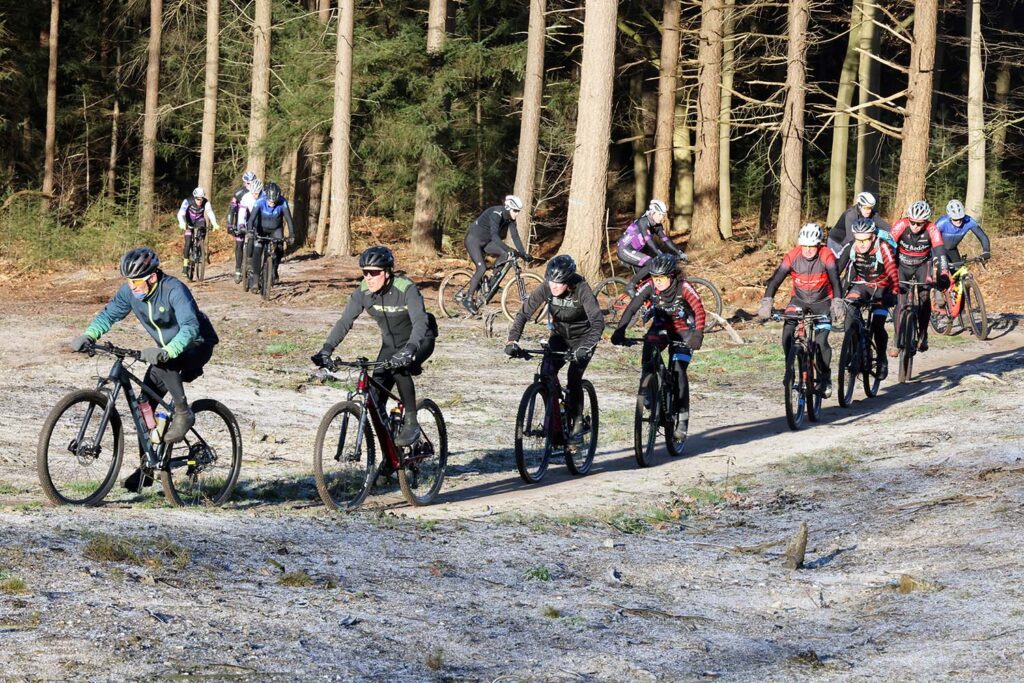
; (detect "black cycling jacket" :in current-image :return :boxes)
[466,205,526,255]
[324,275,438,354]
[508,274,604,350]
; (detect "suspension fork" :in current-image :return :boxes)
[79,369,124,451]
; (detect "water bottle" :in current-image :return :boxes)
[389,405,404,435]
[151,410,169,444]
[138,399,156,431]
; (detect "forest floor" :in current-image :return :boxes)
[0,234,1022,681]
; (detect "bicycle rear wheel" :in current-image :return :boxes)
[783,345,806,430]
[398,399,447,506]
[313,401,375,511]
[438,269,475,318]
[502,272,545,322]
[688,277,724,332]
[837,326,859,408]
[160,399,242,507]
[930,288,954,335]
[962,278,988,340]
[593,278,632,327]
[241,235,252,291]
[897,308,917,384]
[564,380,598,476]
[634,372,660,467]
[196,239,207,283]
[514,383,552,483]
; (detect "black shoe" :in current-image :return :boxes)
[878,359,888,381]
[673,411,689,442]
[163,406,195,444]
[123,467,154,493]
[570,416,587,440]
[821,378,833,399]
[394,416,421,447]
[918,337,929,353]
[234,271,242,284]
[461,298,479,316]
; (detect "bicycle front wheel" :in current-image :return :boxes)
[806,349,822,423]
[593,278,631,327]
[196,239,207,283]
[688,277,724,332]
[260,247,273,301]
[514,383,552,483]
[634,372,660,468]
[837,325,859,408]
[930,288,954,335]
[564,380,598,476]
[313,402,376,511]
[398,399,448,506]
[783,345,806,430]
[502,272,545,322]
[862,327,882,398]
[160,399,242,507]
[241,236,252,291]
[962,278,988,340]
[37,390,124,506]
[898,308,917,384]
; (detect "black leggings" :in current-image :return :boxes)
[781,299,832,378]
[541,335,592,419]
[898,261,932,345]
[182,225,206,259]
[845,285,895,354]
[465,235,509,298]
[143,342,215,410]
[371,336,436,416]
[641,326,692,409]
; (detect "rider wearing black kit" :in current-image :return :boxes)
[461,195,531,314]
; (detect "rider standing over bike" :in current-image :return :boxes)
[246,181,296,286]
[616,199,684,272]
[756,223,845,398]
[505,255,604,438]
[311,246,438,447]
[69,247,219,489]
[936,198,992,266]
[227,171,258,283]
[827,191,891,258]
[610,254,705,441]
[461,195,532,315]
[890,200,951,354]
[177,187,220,276]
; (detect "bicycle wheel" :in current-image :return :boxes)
[688,277,724,332]
[160,399,242,507]
[313,401,376,511]
[37,390,124,506]
[241,236,252,291]
[930,288,954,335]
[837,325,858,408]
[514,383,552,483]
[806,349,822,423]
[398,399,448,506]
[783,345,806,430]
[564,380,598,476]
[663,373,689,457]
[962,278,988,340]
[862,327,882,398]
[260,247,273,301]
[633,372,660,468]
[195,238,207,283]
[593,278,632,327]
[502,272,545,322]
[897,308,916,384]
[438,269,474,318]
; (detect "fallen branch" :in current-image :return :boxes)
[1,190,53,212]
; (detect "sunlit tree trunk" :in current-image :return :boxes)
[138,0,162,230]
[198,0,219,198]
[652,0,680,208]
[326,0,354,257]
[671,92,693,233]
[690,0,723,247]
[631,74,650,215]
[246,0,271,181]
[106,99,119,199]
[42,0,59,200]
[411,0,447,255]
[964,0,985,220]
[991,62,1010,163]
[894,0,937,216]
[854,0,881,196]
[717,0,734,238]
[827,0,860,226]
[513,0,545,250]
[776,0,809,247]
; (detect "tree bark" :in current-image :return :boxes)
[106,99,119,199]
[302,0,332,243]
[671,92,693,233]
[198,0,219,198]
[561,0,618,282]
[411,0,447,255]
[690,0,723,247]
[894,0,938,217]
[775,0,809,247]
[631,73,650,215]
[246,0,271,181]
[964,0,984,220]
[826,0,861,226]
[991,62,1011,163]
[138,0,162,230]
[317,0,331,24]
[717,0,734,238]
[42,0,59,199]
[652,0,681,207]
[513,0,546,251]
[854,0,881,197]
[326,0,354,257]
[315,164,331,255]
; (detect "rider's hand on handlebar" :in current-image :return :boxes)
[688,331,704,351]
[504,341,523,358]
[830,297,846,323]
[610,328,627,347]
[981,251,991,262]
[140,347,169,366]
[311,346,332,368]
[756,297,773,322]
[388,346,416,369]
[70,335,94,353]
[936,272,951,291]
[570,346,594,363]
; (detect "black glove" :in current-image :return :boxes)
[287,236,296,246]
[140,347,169,365]
[610,329,627,346]
[70,335,94,353]
[389,346,416,369]
[571,346,594,363]
[981,251,991,262]
[688,332,704,351]
[311,348,332,368]
[504,341,522,358]
[936,273,951,291]
[524,254,535,264]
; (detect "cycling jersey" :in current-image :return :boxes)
[247,196,295,239]
[323,275,438,354]
[616,214,681,268]
[837,239,899,295]
[227,186,248,233]
[508,275,604,350]
[177,198,218,230]
[617,277,706,335]
[828,206,890,246]
[466,205,527,254]
[763,246,842,307]
[936,214,990,259]
[890,218,948,271]
[237,191,260,229]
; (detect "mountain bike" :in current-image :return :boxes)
[594,272,723,330]
[184,224,208,283]
[37,342,242,507]
[312,357,447,510]
[896,277,934,383]
[621,337,690,467]
[930,256,988,340]
[240,232,253,292]
[773,308,830,429]
[836,299,885,407]
[248,235,283,301]
[438,254,545,322]
[512,345,599,483]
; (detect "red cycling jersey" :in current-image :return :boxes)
[890,218,945,267]
[763,245,841,306]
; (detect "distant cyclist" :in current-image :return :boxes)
[246,181,296,286]
[890,200,950,354]
[461,195,532,315]
[616,199,683,272]
[936,198,991,266]
[505,255,604,439]
[227,171,258,283]
[177,187,220,275]
[827,191,891,258]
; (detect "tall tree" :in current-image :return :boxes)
[652,0,681,206]
[630,74,652,215]
[671,92,693,232]
[717,0,735,238]
[776,0,809,247]
[42,0,58,200]
[854,0,881,196]
[990,62,1011,167]
[561,0,617,281]
[690,0,723,247]
[826,0,861,226]
[512,0,546,250]
[198,0,220,197]
[326,0,354,257]
[410,0,447,255]
[964,0,984,220]
[138,0,162,230]
[247,0,272,181]
[894,0,938,217]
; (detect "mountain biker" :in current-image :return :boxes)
[227,171,258,283]
[461,195,532,315]
[177,187,220,275]
[827,191,891,258]
[890,200,950,354]
[505,255,604,439]
[836,218,899,379]
[311,246,438,447]
[610,253,705,441]
[246,181,296,287]
[936,198,991,266]
[236,179,264,285]
[756,223,844,398]
[616,199,684,273]
[68,247,219,491]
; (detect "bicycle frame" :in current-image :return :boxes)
[478,255,521,304]
[519,348,569,447]
[944,260,975,318]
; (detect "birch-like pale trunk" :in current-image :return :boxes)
[775,0,809,247]
[198,0,219,198]
[964,0,985,220]
[512,0,546,250]
[326,0,355,257]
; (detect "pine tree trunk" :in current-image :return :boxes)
[826,0,861,226]
[138,0,162,230]
[317,0,330,24]
[690,0,723,247]
[246,0,271,181]
[671,93,693,234]
[964,0,985,220]
[561,0,618,282]
[854,0,881,197]
[513,0,545,251]
[631,74,650,216]
[717,0,735,238]
[991,62,1011,163]
[894,0,938,217]
[106,99,118,199]
[326,0,355,257]
[302,0,331,241]
[315,164,331,255]
[198,0,219,198]
[775,0,809,247]
[652,0,681,207]
[411,0,447,256]
[42,0,59,199]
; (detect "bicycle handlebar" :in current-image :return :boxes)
[771,309,831,322]
[516,347,570,359]
[324,356,394,371]
[81,341,142,361]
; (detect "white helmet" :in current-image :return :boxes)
[854,191,876,208]
[192,187,206,199]
[648,199,668,215]
[250,179,264,196]
[946,199,966,220]
[798,223,823,247]
[907,200,932,222]
[504,195,523,211]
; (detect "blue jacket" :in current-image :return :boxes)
[935,214,990,254]
[247,196,295,237]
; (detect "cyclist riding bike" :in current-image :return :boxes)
[610,253,705,441]
[827,191,892,259]
[505,255,604,438]
[462,194,532,315]
[69,247,220,490]
[178,187,220,275]
[757,223,845,398]
[227,171,258,283]
[836,218,899,379]
[890,200,951,354]
[616,199,684,273]
[246,181,296,286]
[311,246,438,447]
[936,198,991,266]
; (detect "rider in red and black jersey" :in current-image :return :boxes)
[889,200,950,353]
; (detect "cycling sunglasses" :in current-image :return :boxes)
[362,269,386,278]
[853,237,874,243]
[127,277,150,287]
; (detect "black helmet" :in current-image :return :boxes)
[648,253,678,277]
[545,255,576,284]
[119,247,160,279]
[358,246,394,270]
[265,182,281,204]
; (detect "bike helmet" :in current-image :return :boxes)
[851,218,877,237]
[265,182,281,204]
[119,247,160,279]
[192,186,206,199]
[250,179,264,196]
[242,171,257,184]
[797,223,823,247]
[855,191,876,208]
[504,195,523,212]
[545,255,576,284]
[946,199,966,221]
[907,200,932,221]
[358,246,395,270]
[648,199,668,215]
[648,253,679,277]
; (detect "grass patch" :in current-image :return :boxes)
[237,475,318,504]
[425,648,445,671]
[525,565,552,581]
[82,533,190,570]
[278,570,316,587]
[781,447,861,475]
[0,611,41,630]
[418,519,439,532]
[542,605,561,618]
[0,482,19,496]
[690,342,785,382]
[265,340,300,355]
[0,569,28,594]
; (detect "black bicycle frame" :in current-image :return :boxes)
[480,256,522,304]
[343,363,405,470]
